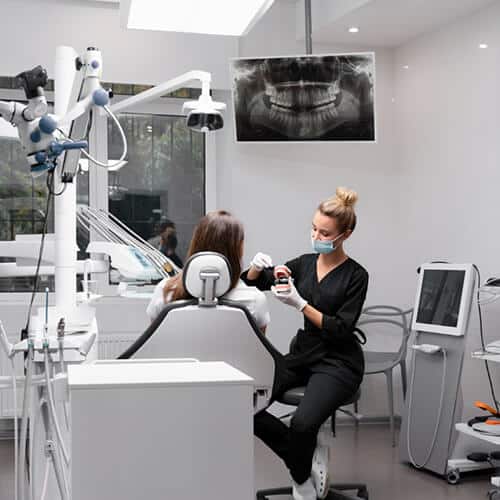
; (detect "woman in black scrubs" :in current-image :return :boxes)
[242,187,368,500]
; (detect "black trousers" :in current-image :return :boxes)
[254,362,362,484]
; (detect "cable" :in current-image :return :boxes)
[407,346,447,468]
[47,432,68,500]
[19,344,33,500]
[79,105,127,169]
[29,397,40,500]
[60,105,127,170]
[473,265,500,413]
[40,460,50,500]
[43,349,70,500]
[43,349,69,466]
[48,358,70,500]
[58,341,70,431]
[23,186,54,339]
[11,358,18,500]
[46,170,66,197]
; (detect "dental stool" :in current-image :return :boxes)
[256,387,369,500]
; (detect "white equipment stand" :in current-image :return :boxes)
[399,263,479,483]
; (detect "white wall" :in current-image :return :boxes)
[394,1,500,454]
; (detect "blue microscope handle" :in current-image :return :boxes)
[48,140,88,156]
[60,140,88,151]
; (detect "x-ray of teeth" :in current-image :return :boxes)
[231,53,375,142]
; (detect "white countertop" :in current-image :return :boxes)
[68,360,254,390]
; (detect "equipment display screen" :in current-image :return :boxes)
[416,270,466,327]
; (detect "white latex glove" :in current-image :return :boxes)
[271,280,307,311]
[250,252,273,271]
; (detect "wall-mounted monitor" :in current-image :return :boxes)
[230,52,375,143]
[412,263,475,336]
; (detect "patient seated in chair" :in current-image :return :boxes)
[146,209,270,333]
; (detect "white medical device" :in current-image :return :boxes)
[400,262,476,482]
[412,263,475,337]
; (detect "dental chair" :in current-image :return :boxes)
[117,251,286,412]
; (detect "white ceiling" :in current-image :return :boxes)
[68,0,497,48]
[299,0,498,47]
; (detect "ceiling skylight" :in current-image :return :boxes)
[122,0,275,36]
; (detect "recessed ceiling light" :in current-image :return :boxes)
[479,43,488,49]
[348,27,359,33]
[403,65,409,69]
[122,0,275,36]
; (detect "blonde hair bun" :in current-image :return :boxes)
[318,187,359,232]
[335,187,358,208]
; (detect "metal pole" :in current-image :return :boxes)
[305,0,313,54]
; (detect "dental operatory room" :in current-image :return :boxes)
[3,0,500,499]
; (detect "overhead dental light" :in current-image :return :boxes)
[182,88,225,132]
[110,70,226,133]
[121,0,275,36]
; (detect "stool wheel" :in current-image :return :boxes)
[446,468,460,485]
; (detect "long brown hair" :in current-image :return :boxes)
[163,210,244,302]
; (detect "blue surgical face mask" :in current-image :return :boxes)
[311,233,344,254]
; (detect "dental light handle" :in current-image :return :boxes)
[411,343,442,354]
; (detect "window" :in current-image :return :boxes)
[108,112,205,268]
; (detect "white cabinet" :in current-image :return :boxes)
[68,360,254,500]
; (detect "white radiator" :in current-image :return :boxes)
[97,334,138,360]
[0,333,138,418]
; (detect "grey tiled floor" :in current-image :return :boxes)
[0,424,494,499]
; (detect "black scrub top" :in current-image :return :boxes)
[242,254,369,377]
